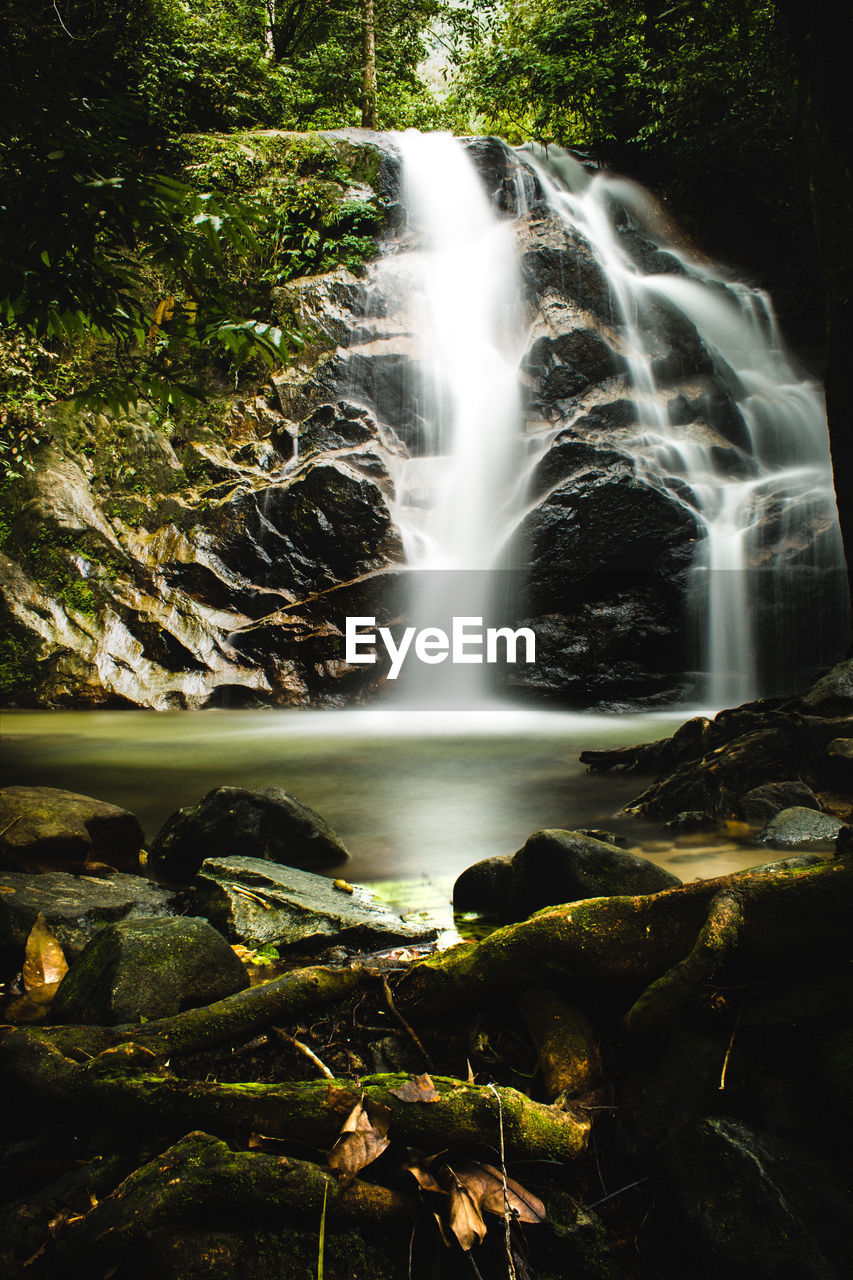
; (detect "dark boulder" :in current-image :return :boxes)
[192,855,437,951]
[0,786,145,873]
[464,136,542,215]
[453,855,513,915]
[740,781,822,826]
[149,786,350,881]
[0,870,178,959]
[512,829,680,916]
[454,831,680,921]
[801,658,853,716]
[51,915,249,1024]
[652,1117,852,1280]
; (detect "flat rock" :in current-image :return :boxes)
[0,786,144,872]
[0,871,178,958]
[755,806,846,852]
[149,786,350,881]
[51,915,249,1025]
[192,855,437,951]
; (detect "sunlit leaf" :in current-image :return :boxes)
[22,913,68,992]
[389,1073,439,1103]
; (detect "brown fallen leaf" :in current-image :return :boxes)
[446,1178,488,1251]
[333,879,355,894]
[452,1159,547,1225]
[22,914,68,992]
[389,1072,439,1103]
[403,1154,445,1195]
[327,1097,392,1187]
[326,1084,360,1115]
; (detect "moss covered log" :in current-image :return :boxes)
[0,1032,590,1163]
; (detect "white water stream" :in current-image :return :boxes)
[380,132,845,707]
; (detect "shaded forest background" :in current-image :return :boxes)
[1,0,850,589]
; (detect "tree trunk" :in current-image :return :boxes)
[361,0,378,129]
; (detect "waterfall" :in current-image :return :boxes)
[521,146,846,704]
[384,131,524,704]
[357,133,846,708]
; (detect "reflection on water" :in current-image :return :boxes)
[1,706,765,930]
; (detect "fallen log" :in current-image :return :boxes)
[0,1032,590,1163]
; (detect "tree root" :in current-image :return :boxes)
[0,1032,590,1163]
[26,963,365,1062]
[393,855,853,1019]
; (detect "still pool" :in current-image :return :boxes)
[0,705,762,932]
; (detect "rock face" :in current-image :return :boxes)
[192,855,437,951]
[51,915,249,1025]
[148,786,350,881]
[2,131,837,710]
[454,829,680,921]
[0,870,178,959]
[0,787,144,872]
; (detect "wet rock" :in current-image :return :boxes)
[192,855,437,950]
[464,136,542,215]
[665,810,717,832]
[740,781,822,826]
[148,786,350,881]
[0,870,178,958]
[51,915,249,1024]
[755,806,846,851]
[653,1117,852,1280]
[519,471,697,612]
[0,787,144,873]
[453,855,513,915]
[800,658,853,716]
[521,213,613,320]
[511,830,680,916]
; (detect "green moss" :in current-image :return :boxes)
[0,621,42,700]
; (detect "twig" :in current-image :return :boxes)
[488,1082,518,1280]
[270,1026,335,1079]
[588,1177,648,1209]
[408,1215,416,1280]
[719,1005,743,1091]
[317,1179,328,1280]
[0,817,20,840]
[381,975,431,1065]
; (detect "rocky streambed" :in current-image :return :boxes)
[1,667,851,1280]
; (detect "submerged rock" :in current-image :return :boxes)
[193,855,437,951]
[51,915,249,1025]
[0,870,178,958]
[740,780,822,826]
[755,806,846,851]
[0,786,144,873]
[149,786,350,881]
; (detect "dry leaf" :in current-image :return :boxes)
[447,1180,488,1251]
[327,1097,391,1187]
[453,1160,547,1225]
[403,1156,445,1195]
[326,1084,360,1115]
[0,886,16,894]
[22,914,68,992]
[389,1073,439,1103]
[333,879,355,894]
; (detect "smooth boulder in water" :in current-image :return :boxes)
[454,829,680,920]
[148,786,350,880]
[0,786,144,873]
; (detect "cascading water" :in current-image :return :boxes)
[382,131,525,703]
[354,132,846,708]
[520,146,846,704]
